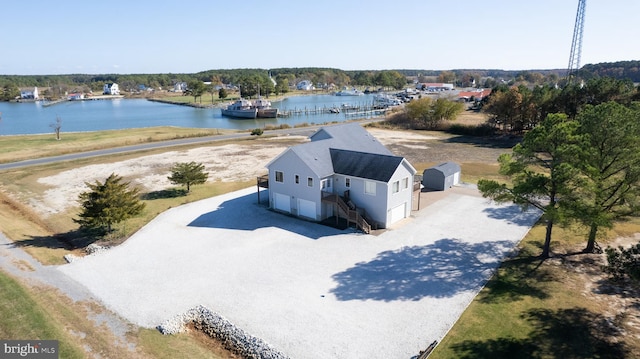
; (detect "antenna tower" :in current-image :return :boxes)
[567,0,587,81]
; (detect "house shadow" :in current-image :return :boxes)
[483,205,541,227]
[188,190,350,240]
[330,238,516,301]
[451,307,629,358]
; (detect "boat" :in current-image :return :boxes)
[221,99,258,119]
[373,93,403,108]
[252,98,279,118]
[335,87,364,96]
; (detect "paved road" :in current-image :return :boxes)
[0,127,318,171]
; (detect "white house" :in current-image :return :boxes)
[103,83,120,95]
[265,123,417,232]
[20,87,39,100]
[296,80,314,91]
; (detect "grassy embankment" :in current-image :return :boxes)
[0,270,234,358]
[0,126,235,164]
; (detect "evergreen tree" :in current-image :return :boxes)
[478,114,580,258]
[75,173,145,233]
[168,162,208,193]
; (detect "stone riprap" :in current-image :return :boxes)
[158,305,289,359]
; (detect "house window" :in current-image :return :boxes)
[321,178,331,190]
[345,178,351,188]
[392,181,400,194]
[402,177,409,190]
[275,171,284,183]
[365,181,376,195]
[307,177,313,187]
[295,174,300,184]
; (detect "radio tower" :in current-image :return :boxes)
[567,0,587,82]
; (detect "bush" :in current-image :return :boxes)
[603,243,640,282]
[447,123,497,136]
[250,128,264,136]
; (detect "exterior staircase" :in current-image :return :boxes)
[322,192,372,234]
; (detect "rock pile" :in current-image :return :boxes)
[158,305,289,359]
[63,243,112,263]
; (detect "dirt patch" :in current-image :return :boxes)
[547,235,640,356]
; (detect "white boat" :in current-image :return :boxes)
[335,87,364,96]
[221,99,258,119]
[252,98,279,118]
[373,93,403,108]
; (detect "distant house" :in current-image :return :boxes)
[458,89,492,102]
[264,123,417,232]
[296,80,314,91]
[416,83,454,91]
[103,83,120,95]
[67,93,85,100]
[173,82,188,92]
[422,162,461,191]
[20,87,39,100]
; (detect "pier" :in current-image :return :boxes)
[277,103,389,118]
[42,95,124,107]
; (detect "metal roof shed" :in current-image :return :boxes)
[422,162,461,191]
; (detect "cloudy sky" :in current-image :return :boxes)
[1,0,637,75]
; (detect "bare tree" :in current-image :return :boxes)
[50,115,62,140]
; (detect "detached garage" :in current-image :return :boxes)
[423,162,461,191]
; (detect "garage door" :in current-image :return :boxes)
[298,198,317,219]
[389,203,406,224]
[453,172,460,185]
[274,193,291,213]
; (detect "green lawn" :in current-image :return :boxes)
[430,222,640,359]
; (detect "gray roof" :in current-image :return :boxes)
[268,123,409,179]
[425,162,461,176]
[330,149,404,182]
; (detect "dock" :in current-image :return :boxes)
[277,104,389,118]
[42,95,124,107]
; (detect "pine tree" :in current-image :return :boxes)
[168,162,208,193]
[75,173,145,233]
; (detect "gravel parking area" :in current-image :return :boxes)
[59,185,540,358]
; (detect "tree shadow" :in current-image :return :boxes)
[483,205,542,227]
[188,190,350,240]
[477,255,553,303]
[451,307,629,359]
[142,188,187,200]
[444,134,521,149]
[330,238,517,301]
[11,229,99,250]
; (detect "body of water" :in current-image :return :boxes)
[0,94,380,136]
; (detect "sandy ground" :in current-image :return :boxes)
[31,129,437,217]
[58,185,540,359]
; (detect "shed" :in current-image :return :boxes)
[422,162,461,190]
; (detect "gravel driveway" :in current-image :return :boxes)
[58,185,540,359]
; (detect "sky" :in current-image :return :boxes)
[1,0,638,75]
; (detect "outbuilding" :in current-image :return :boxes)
[422,162,461,191]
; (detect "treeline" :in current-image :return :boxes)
[483,77,640,133]
[578,60,640,83]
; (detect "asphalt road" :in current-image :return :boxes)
[0,127,319,171]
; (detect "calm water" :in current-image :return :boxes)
[0,94,378,136]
